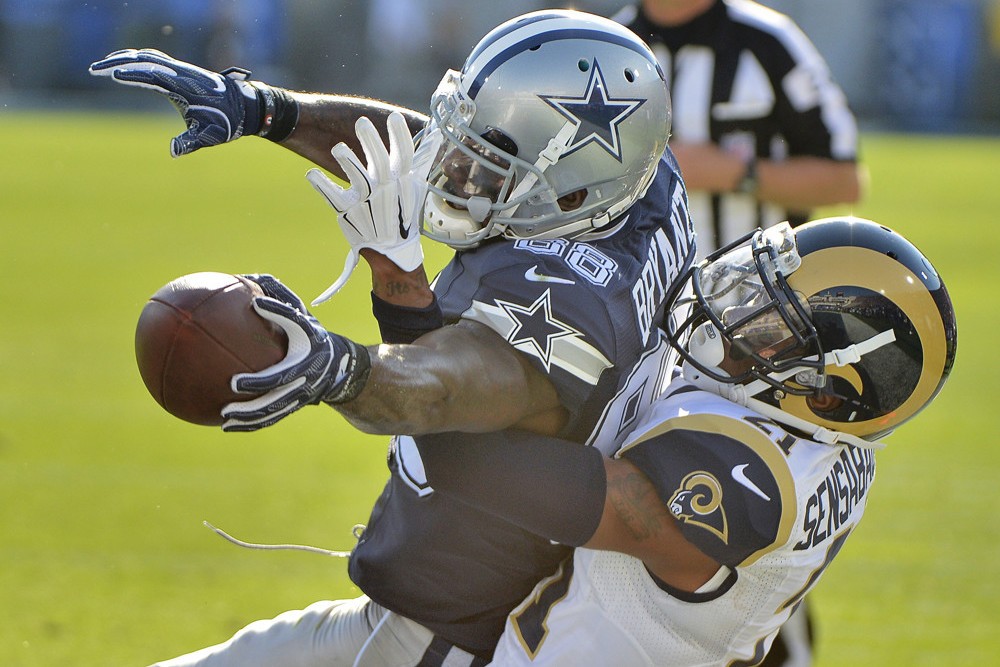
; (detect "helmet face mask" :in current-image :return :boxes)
[433,124,518,216]
[420,10,672,249]
[675,224,822,388]
[422,71,559,247]
[669,218,958,445]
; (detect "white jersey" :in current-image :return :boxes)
[491,380,876,666]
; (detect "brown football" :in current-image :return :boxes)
[135,272,288,426]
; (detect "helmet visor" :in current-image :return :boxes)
[695,223,814,364]
[431,128,516,214]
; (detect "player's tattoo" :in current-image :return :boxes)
[360,248,434,308]
[607,467,669,542]
[376,277,427,300]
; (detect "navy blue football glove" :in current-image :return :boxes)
[89,48,261,157]
[221,275,371,432]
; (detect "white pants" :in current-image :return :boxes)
[150,596,438,667]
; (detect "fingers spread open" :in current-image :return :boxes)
[386,111,415,178]
[355,115,391,183]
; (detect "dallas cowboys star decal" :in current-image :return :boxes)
[496,289,579,372]
[539,60,646,162]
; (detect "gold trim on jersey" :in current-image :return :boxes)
[620,412,796,566]
[508,558,574,659]
[785,246,949,437]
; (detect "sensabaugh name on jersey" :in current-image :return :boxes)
[795,446,875,551]
[633,179,693,345]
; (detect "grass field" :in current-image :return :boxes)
[2,113,999,666]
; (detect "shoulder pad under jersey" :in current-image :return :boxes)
[620,407,798,567]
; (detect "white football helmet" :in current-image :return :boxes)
[420,9,671,249]
[667,217,957,447]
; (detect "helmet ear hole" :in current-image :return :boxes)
[806,392,842,413]
[483,128,518,157]
[557,189,587,212]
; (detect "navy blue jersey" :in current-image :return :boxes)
[348,153,695,657]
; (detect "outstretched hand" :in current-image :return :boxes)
[89,48,261,157]
[308,111,441,304]
[221,275,371,432]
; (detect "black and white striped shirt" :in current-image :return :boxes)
[615,0,859,253]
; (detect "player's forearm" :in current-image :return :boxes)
[331,323,565,436]
[671,143,864,209]
[754,157,865,210]
[414,431,720,592]
[588,458,720,591]
[332,345,534,435]
[276,92,428,179]
[332,343,451,434]
[361,248,435,309]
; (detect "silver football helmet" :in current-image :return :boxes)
[667,217,957,447]
[420,9,671,249]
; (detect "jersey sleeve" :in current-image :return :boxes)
[430,159,694,442]
[620,413,797,567]
[433,242,620,428]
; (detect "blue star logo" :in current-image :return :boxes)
[540,60,646,162]
[496,290,578,371]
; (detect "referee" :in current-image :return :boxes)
[615,0,864,256]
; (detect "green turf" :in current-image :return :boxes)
[2,114,998,665]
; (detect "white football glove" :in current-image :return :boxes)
[308,111,440,305]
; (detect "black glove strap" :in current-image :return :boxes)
[252,82,300,143]
[324,340,372,405]
[371,292,444,344]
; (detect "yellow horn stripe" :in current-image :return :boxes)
[786,246,948,436]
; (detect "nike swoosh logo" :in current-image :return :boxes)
[732,464,771,501]
[524,265,575,285]
[207,72,228,94]
[397,203,409,239]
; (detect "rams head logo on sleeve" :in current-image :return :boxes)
[669,471,729,544]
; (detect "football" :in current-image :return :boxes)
[135,272,288,426]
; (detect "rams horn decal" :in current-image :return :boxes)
[668,471,729,544]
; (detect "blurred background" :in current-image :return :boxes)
[2,0,999,132]
[2,2,999,666]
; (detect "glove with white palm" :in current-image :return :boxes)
[221,274,371,432]
[307,111,441,304]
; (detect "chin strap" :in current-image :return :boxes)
[684,328,897,450]
[828,329,896,366]
[496,120,578,221]
[729,329,899,402]
[744,397,886,450]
